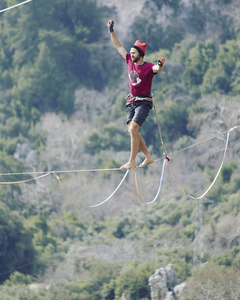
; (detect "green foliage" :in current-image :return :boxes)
[115,261,153,299]
[0,152,31,210]
[0,205,38,282]
[165,207,182,226]
[4,271,33,286]
[183,224,195,241]
[0,0,120,122]
[129,14,183,52]
[183,41,215,88]
[206,161,239,207]
[0,0,240,298]
[201,40,240,94]
[185,3,206,34]
[221,162,237,183]
[88,260,120,292]
[212,248,239,267]
[146,0,181,11]
[159,101,190,142]
[183,263,240,300]
[85,123,129,155]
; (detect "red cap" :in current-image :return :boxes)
[133,40,147,54]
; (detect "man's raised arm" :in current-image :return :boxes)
[107,20,127,59]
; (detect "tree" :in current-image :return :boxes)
[0,0,109,120]
[115,262,153,299]
[183,42,211,88]
[201,40,240,94]
[0,204,38,282]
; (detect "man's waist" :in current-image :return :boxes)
[126,93,153,102]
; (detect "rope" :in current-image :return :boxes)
[167,128,232,200]
[133,169,144,203]
[146,159,166,205]
[169,126,239,158]
[0,168,121,176]
[0,172,50,185]
[53,172,83,207]
[0,167,121,177]
[153,103,168,157]
[0,124,237,207]
[54,170,129,208]
[0,126,238,179]
[88,170,129,207]
[0,0,32,13]
[132,159,166,205]
[152,100,239,202]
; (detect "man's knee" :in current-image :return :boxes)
[128,121,140,135]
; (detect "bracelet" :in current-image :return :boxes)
[109,21,114,33]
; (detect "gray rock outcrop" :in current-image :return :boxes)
[149,264,185,300]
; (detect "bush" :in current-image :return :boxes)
[182,263,240,300]
[115,262,153,300]
[0,205,38,282]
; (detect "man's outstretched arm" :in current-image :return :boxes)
[107,20,127,59]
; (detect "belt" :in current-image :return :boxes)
[125,93,153,102]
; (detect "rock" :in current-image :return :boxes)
[149,264,184,300]
[149,266,168,300]
[122,292,127,300]
[165,264,177,291]
[174,282,186,297]
[14,143,38,163]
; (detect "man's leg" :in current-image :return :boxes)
[120,121,154,170]
[138,134,154,167]
[120,121,140,170]
[120,103,154,170]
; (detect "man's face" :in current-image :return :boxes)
[130,48,141,63]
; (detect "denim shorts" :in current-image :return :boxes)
[126,101,153,126]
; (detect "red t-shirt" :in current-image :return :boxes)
[126,53,155,102]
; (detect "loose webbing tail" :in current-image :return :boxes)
[0,172,50,185]
[133,169,144,203]
[53,170,129,208]
[53,172,83,207]
[167,128,232,200]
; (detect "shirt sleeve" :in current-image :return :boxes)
[126,53,131,63]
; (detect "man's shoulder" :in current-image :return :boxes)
[126,53,131,62]
[144,61,154,67]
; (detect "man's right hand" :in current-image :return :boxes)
[107,20,114,33]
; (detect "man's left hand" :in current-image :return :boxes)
[157,57,165,67]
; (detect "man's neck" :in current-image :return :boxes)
[134,58,144,66]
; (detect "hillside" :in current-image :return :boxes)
[0,0,240,299]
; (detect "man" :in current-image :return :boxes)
[107,20,165,170]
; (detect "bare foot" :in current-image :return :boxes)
[139,158,154,168]
[120,162,136,170]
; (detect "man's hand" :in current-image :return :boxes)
[157,57,165,67]
[107,20,114,33]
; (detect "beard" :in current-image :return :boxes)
[132,54,141,63]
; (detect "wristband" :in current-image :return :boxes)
[158,57,165,67]
[109,21,114,33]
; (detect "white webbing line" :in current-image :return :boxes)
[188,128,231,200]
[0,0,32,13]
[88,170,129,207]
[146,159,166,205]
